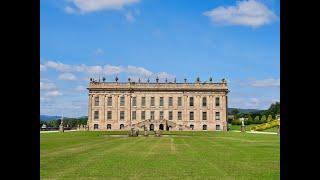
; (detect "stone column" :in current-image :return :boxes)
[115,94,119,128]
[88,94,92,130]
[102,94,106,124]
[208,95,213,131]
[183,93,188,129]
[224,95,228,131]
[196,94,200,130]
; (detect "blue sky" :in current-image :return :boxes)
[40,0,280,117]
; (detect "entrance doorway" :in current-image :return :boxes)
[150,124,154,131]
[159,124,164,130]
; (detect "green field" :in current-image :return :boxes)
[41,131,280,179]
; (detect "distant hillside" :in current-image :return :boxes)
[40,115,61,121]
[40,115,88,121]
[228,108,264,114]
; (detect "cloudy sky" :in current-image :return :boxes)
[41,0,280,117]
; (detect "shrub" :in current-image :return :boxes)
[250,120,280,131]
[267,115,273,122]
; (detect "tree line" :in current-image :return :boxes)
[40,117,87,129]
[228,102,280,125]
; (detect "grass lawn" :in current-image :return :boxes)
[261,126,279,132]
[229,124,258,131]
[230,124,279,133]
[41,131,280,180]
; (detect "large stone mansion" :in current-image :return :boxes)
[87,77,229,131]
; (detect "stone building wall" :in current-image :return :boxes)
[87,81,229,131]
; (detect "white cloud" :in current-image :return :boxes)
[58,73,77,81]
[155,72,176,82]
[44,61,72,72]
[65,6,76,14]
[45,90,62,97]
[40,97,51,102]
[66,0,140,14]
[41,60,175,82]
[125,11,135,22]
[245,97,260,108]
[104,65,123,75]
[40,64,47,71]
[250,78,280,87]
[203,0,277,28]
[127,66,153,77]
[40,82,56,90]
[94,48,104,55]
[75,85,87,92]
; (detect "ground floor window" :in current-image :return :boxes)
[190,124,194,130]
[216,125,221,130]
[107,124,111,129]
[120,124,124,129]
[94,124,99,129]
[203,125,207,130]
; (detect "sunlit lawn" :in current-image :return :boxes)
[41,131,280,179]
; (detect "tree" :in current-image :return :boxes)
[261,115,267,123]
[231,109,240,119]
[267,115,273,122]
[247,114,253,124]
[231,109,239,115]
[254,116,260,124]
[268,102,280,116]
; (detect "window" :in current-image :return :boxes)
[107,124,111,129]
[190,111,194,121]
[178,111,182,120]
[190,124,194,130]
[150,111,155,120]
[120,124,124,129]
[94,111,99,120]
[94,124,99,129]
[202,97,207,107]
[132,111,136,120]
[216,125,221,130]
[178,97,182,106]
[107,111,112,120]
[141,97,146,106]
[169,97,173,106]
[120,96,125,106]
[132,97,136,106]
[189,97,194,106]
[203,125,207,130]
[215,112,220,120]
[151,97,155,106]
[215,97,220,107]
[169,111,173,120]
[94,96,99,106]
[160,97,164,106]
[120,111,125,120]
[202,112,207,120]
[160,111,164,120]
[107,96,112,106]
[141,111,145,120]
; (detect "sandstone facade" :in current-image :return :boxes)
[87,80,229,131]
